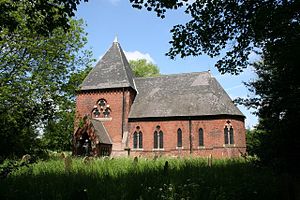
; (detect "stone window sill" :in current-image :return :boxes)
[132,148,144,151]
[152,148,164,151]
[223,144,236,147]
[93,117,112,121]
[176,146,184,150]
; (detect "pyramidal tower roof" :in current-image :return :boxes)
[80,40,136,91]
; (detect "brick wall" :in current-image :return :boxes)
[75,88,136,153]
[128,118,246,158]
[75,89,246,158]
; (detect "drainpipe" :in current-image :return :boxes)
[189,118,193,154]
[121,88,125,138]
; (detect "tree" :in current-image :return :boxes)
[130,0,300,74]
[0,0,88,37]
[41,66,92,151]
[129,59,160,77]
[236,37,300,171]
[0,13,93,158]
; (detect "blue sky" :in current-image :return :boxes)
[75,0,258,128]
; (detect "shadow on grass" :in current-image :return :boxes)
[0,158,283,200]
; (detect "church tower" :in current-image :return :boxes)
[74,39,136,156]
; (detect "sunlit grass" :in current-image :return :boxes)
[0,156,281,200]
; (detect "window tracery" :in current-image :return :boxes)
[177,128,182,148]
[154,125,163,149]
[199,128,204,146]
[92,99,111,119]
[224,121,234,145]
[133,126,143,149]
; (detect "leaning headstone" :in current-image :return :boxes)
[21,154,31,163]
[163,161,169,176]
[83,156,91,164]
[163,161,170,184]
[207,154,212,167]
[133,156,138,167]
[60,152,66,159]
[64,156,72,173]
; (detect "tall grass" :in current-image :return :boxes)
[0,157,281,200]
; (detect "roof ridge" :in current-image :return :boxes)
[129,70,244,118]
[134,71,211,80]
[115,42,127,80]
[115,42,137,90]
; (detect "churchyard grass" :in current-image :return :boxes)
[0,156,281,200]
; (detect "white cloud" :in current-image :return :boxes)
[124,51,155,64]
[95,51,155,64]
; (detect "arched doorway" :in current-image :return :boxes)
[75,132,92,156]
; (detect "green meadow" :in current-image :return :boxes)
[0,157,282,200]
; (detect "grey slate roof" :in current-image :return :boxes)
[129,71,244,118]
[90,119,112,144]
[80,41,136,91]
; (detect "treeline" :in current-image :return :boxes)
[0,1,94,160]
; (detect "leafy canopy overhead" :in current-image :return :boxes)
[130,0,300,74]
[0,0,88,36]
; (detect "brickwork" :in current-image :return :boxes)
[75,88,246,158]
[128,118,246,158]
[74,41,246,158]
[75,88,135,155]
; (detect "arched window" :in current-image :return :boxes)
[159,131,164,149]
[154,131,158,149]
[133,126,143,149]
[177,128,182,147]
[154,126,164,149]
[224,127,229,144]
[224,121,234,145]
[133,131,138,149]
[138,132,143,149]
[91,99,111,118]
[229,127,234,144]
[199,128,204,146]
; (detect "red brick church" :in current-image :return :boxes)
[73,40,246,158]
